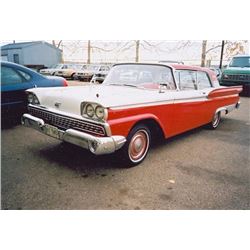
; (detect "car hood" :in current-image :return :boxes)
[29,84,171,116]
[223,67,250,74]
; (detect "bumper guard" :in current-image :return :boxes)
[21,114,126,155]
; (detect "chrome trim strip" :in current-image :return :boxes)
[21,114,126,155]
[216,102,240,115]
[110,96,208,110]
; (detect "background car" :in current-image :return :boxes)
[76,64,111,82]
[54,64,81,79]
[220,55,250,96]
[209,67,222,81]
[1,61,68,122]
[39,64,64,75]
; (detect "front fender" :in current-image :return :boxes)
[108,113,166,138]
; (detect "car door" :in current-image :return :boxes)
[1,65,34,116]
[171,70,210,135]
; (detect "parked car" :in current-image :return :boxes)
[22,63,241,166]
[209,67,222,81]
[220,55,250,96]
[40,64,64,75]
[1,61,68,121]
[54,64,81,79]
[76,64,111,82]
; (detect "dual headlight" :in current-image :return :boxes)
[27,93,40,105]
[82,103,107,121]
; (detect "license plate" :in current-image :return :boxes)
[44,124,59,139]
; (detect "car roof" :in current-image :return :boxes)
[1,61,45,78]
[232,55,250,58]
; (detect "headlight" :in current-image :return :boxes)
[223,74,229,79]
[82,102,108,121]
[27,93,40,105]
[95,106,105,119]
[86,104,95,117]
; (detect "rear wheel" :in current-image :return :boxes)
[208,111,221,129]
[118,124,151,167]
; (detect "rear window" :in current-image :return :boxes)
[1,66,24,85]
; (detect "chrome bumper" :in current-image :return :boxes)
[21,114,126,155]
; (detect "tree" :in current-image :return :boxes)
[200,40,248,66]
[201,40,207,67]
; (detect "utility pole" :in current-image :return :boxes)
[201,40,207,67]
[219,40,225,69]
[87,40,91,64]
[135,40,140,62]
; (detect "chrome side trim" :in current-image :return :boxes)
[21,114,126,155]
[215,102,240,115]
[110,96,207,110]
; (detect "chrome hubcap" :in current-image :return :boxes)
[128,130,149,162]
[213,113,220,127]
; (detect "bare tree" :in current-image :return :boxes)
[135,40,140,62]
[52,40,62,49]
[87,40,91,64]
[201,40,248,66]
[201,40,207,67]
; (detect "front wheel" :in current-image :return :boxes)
[118,124,151,167]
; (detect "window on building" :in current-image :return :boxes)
[13,54,19,64]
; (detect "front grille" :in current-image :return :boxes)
[28,106,106,137]
[224,74,250,82]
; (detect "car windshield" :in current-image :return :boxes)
[104,64,175,90]
[88,65,99,71]
[51,64,63,69]
[229,57,250,68]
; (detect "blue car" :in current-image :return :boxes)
[1,61,68,121]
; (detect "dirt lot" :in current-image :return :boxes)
[1,90,250,210]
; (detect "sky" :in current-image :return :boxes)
[1,40,249,66]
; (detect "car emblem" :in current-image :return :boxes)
[55,102,61,108]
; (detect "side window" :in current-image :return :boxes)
[179,70,197,90]
[1,66,24,85]
[197,71,211,89]
[100,66,106,71]
[17,70,31,81]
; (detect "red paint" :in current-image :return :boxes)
[107,87,240,139]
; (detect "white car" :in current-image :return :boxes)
[40,64,64,75]
[76,64,111,82]
[54,64,82,79]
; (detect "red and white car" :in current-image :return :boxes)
[22,63,242,166]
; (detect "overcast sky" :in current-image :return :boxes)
[1,40,249,65]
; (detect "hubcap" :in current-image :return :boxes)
[212,113,220,127]
[128,130,149,162]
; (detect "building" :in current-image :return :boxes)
[0,41,62,70]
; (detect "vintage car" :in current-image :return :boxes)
[76,64,111,82]
[54,64,82,79]
[21,63,242,166]
[40,64,64,76]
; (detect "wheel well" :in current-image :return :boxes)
[132,119,165,143]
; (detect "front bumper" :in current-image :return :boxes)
[21,114,126,155]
